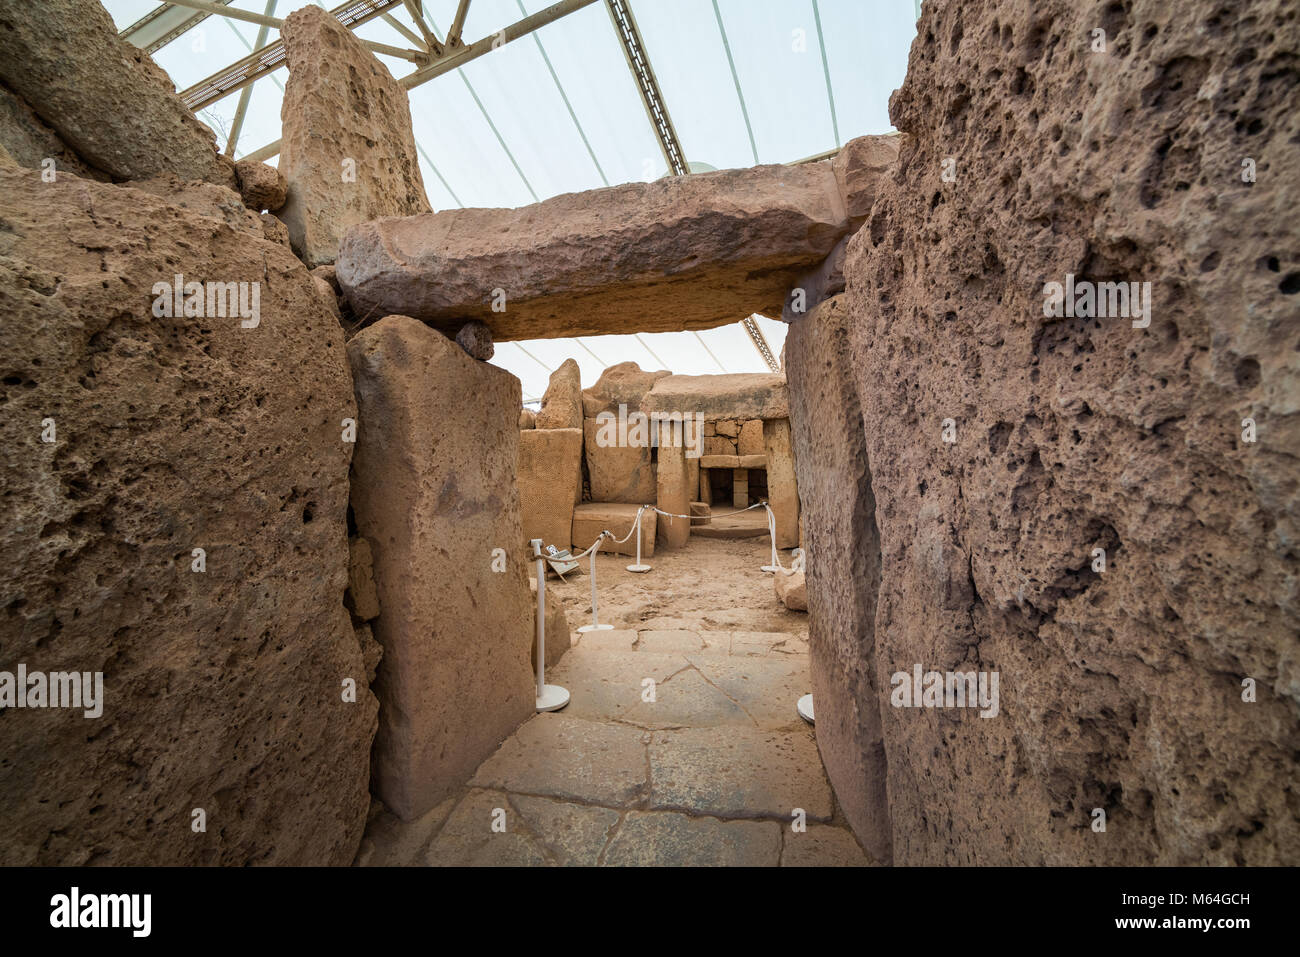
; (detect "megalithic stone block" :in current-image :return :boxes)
[347,315,533,821]
[783,295,892,865]
[0,0,235,186]
[278,5,431,267]
[535,358,583,430]
[517,427,583,551]
[0,166,373,865]
[336,161,852,340]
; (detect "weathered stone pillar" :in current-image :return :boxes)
[784,295,892,865]
[733,468,748,508]
[278,5,431,267]
[762,417,800,549]
[517,427,582,551]
[655,421,691,548]
[347,316,534,820]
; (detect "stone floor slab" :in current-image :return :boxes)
[470,713,649,807]
[602,811,781,866]
[781,825,876,866]
[688,654,812,730]
[698,631,732,655]
[549,647,751,729]
[355,794,459,866]
[574,628,638,651]
[425,789,551,866]
[730,631,784,657]
[637,629,706,654]
[649,726,833,821]
[510,794,622,866]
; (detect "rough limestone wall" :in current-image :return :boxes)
[839,0,1299,864]
[0,167,377,864]
[0,0,235,187]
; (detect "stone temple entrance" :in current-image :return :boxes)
[357,537,870,866]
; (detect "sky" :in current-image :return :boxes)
[102,0,918,402]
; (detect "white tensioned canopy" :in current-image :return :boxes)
[103,0,919,403]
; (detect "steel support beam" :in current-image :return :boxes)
[240,0,600,163]
[403,0,443,55]
[446,0,473,48]
[178,0,416,112]
[164,0,424,61]
[811,0,840,148]
[741,316,780,373]
[120,1,237,54]
[382,12,428,50]
[604,0,687,177]
[224,0,278,158]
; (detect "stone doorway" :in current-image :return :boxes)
[705,465,769,509]
[356,537,872,866]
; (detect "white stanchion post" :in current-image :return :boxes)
[761,502,780,572]
[531,538,570,712]
[626,505,651,573]
[577,532,614,633]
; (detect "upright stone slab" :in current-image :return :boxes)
[535,358,583,430]
[583,418,656,504]
[655,423,691,549]
[518,428,583,551]
[572,504,656,559]
[347,316,533,821]
[0,0,234,186]
[0,167,374,865]
[278,5,431,267]
[784,295,892,864]
[733,469,748,509]
[762,418,800,549]
[737,419,765,456]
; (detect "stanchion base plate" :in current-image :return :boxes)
[626,564,652,573]
[537,684,570,712]
[577,623,614,633]
[797,693,815,724]
[761,564,780,573]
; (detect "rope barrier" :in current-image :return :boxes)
[647,501,767,521]
[762,503,785,572]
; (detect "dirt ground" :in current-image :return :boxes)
[542,535,808,641]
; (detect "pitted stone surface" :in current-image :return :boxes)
[0,167,373,865]
[604,812,781,867]
[818,0,1300,864]
[0,0,234,186]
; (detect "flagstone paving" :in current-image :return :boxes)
[356,538,874,867]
